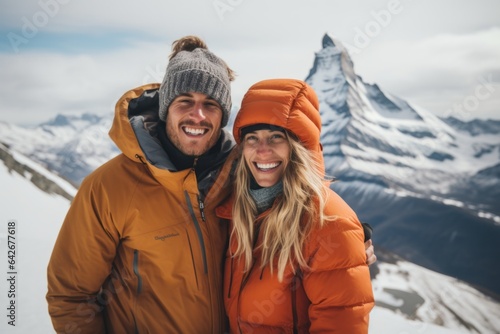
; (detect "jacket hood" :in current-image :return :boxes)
[232,79,323,167]
[110,83,163,165]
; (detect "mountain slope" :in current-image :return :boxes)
[371,248,500,334]
[0,143,74,333]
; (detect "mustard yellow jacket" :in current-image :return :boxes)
[47,84,236,333]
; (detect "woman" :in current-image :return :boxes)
[216,79,374,333]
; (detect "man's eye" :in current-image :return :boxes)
[205,102,220,109]
[176,99,192,105]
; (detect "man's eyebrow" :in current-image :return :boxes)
[175,93,217,102]
[205,96,218,102]
[176,93,193,98]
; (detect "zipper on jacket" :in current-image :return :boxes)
[133,250,143,294]
[227,257,234,298]
[291,271,301,334]
[184,191,208,274]
[132,250,142,334]
[198,195,206,222]
[237,224,262,333]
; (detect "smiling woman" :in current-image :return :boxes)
[241,126,289,188]
[216,78,374,333]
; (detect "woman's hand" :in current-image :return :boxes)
[365,239,377,265]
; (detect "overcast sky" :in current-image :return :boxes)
[1,0,499,126]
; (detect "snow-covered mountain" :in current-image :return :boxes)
[306,34,499,217]
[305,34,500,298]
[1,143,499,334]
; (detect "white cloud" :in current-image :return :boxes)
[0,41,169,125]
[352,28,500,119]
[1,0,500,124]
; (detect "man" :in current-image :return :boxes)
[47,35,375,333]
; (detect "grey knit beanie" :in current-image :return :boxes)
[159,48,232,127]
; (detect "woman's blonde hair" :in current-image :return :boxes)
[231,132,331,281]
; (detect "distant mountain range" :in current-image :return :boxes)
[0,113,118,186]
[0,34,499,299]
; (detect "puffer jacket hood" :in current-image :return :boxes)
[233,79,323,166]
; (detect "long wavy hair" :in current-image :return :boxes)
[231,131,332,281]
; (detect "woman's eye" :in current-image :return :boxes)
[245,136,257,143]
[270,134,285,142]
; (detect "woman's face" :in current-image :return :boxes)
[242,129,290,188]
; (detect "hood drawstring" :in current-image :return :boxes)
[135,154,147,164]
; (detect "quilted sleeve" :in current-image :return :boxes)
[302,213,374,333]
[46,174,120,334]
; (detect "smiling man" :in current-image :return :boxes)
[165,92,224,156]
[46,35,238,334]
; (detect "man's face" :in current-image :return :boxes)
[166,92,223,156]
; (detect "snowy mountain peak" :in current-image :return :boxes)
[322,33,336,48]
[306,34,352,111]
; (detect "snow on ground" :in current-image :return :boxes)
[372,262,500,334]
[0,151,72,333]
[370,307,467,334]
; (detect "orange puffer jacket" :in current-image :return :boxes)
[217,79,374,333]
[46,84,237,333]
[217,191,374,333]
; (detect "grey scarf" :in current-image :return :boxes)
[249,181,283,214]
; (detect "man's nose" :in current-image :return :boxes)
[190,103,207,121]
